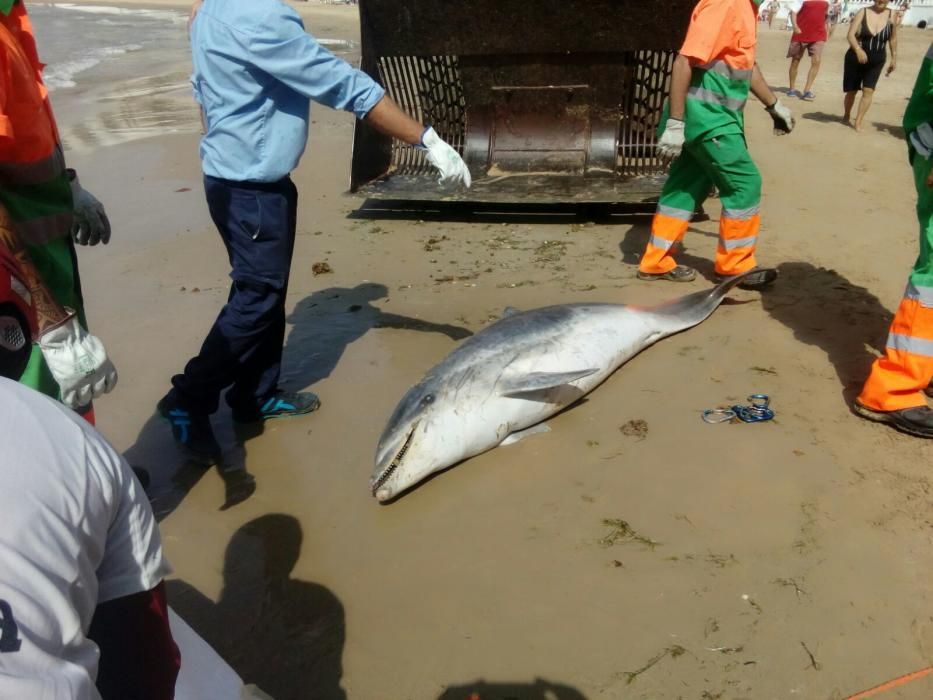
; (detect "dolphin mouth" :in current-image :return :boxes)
[371,422,418,496]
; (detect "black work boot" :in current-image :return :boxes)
[716,268,779,290]
[636,265,697,283]
[157,392,222,463]
[853,402,933,438]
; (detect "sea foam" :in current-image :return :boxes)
[51,3,187,25]
[44,44,144,90]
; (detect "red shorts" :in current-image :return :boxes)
[787,40,826,59]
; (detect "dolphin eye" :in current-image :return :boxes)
[421,394,435,406]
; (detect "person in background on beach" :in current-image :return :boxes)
[0,0,117,423]
[828,0,842,35]
[159,0,472,460]
[0,236,179,699]
[768,0,781,28]
[854,44,933,437]
[843,0,897,131]
[637,0,794,288]
[786,0,829,100]
[895,0,910,27]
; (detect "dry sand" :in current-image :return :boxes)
[53,5,933,698]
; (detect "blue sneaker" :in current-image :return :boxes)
[787,88,802,98]
[157,393,221,463]
[233,390,321,423]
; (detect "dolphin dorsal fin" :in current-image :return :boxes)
[502,306,521,317]
[499,368,599,397]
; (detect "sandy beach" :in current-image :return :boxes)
[32,2,933,698]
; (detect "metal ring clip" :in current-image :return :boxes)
[735,394,774,422]
[702,408,737,424]
[703,394,775,424]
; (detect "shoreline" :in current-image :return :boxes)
[33,0,361,21]
[37,0,362,155]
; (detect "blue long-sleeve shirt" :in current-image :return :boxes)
[190,0,385,182]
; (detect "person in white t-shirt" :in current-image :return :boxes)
[0,239,179,698]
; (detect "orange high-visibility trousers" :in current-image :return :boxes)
[640,132,762,276]
[859,154,933,411]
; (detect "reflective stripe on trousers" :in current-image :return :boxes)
[640,207,691,273]
[859,154,933,411]
[859,295,933,410]
[639,132,761,276]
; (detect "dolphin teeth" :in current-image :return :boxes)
[372,424,417,493]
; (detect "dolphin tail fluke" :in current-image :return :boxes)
[640,268,772,334]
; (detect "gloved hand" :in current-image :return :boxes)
[765,99,795,135]
[69,170,112,246]
[39,312,118,408]
[419,127,471,188]
[657,118,686,161]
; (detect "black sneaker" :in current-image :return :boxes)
[715,268,779,290]
[853,401,933,438]
[157,393,222,462]
[636,265,697,282]
[232,390,321,423]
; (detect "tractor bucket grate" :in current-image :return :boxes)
[619,51,677,178]
[350,0,695,204]
[377,55,467,178]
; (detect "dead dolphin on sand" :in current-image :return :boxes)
[372,270,766,502]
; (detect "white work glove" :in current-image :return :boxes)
[39,312,118,408]
[69,170,112,246]
[765,99,795,135]
[418,127,471,188]
[657,118,686,161]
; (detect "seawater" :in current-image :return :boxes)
[28,3,359,151]
[30,3,189,91]
[29,3,197,150]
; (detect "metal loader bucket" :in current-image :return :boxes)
[349,0,695,204]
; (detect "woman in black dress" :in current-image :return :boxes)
[843,0,898,131]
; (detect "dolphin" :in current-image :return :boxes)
[371,270,764,502]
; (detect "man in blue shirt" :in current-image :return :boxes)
[159,0,471,459]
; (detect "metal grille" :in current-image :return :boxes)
[377,56,466,176]
[376,51,674,180]
[618,50,675,177]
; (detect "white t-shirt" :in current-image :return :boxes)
[0,378,170,699]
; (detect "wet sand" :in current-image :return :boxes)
[55,5,933,698]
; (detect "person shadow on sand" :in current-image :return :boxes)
[168,514,347,700]
[437,679,588,699]
[126,415,260,521]
[280,281,472,388]
[127,282,470,519]
[758,262,894,404]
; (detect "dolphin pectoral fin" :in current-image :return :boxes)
[499,368,599,397]
[500,423,551,446]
